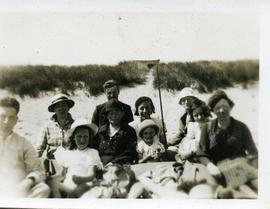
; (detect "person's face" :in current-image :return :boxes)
[107,108,124,126]
[142,127,156,146]
[180,97,193,111]
[53,101,70,117]
[138,101,153,120]
[192,107,207,123]
[0,106,18,136]
[213,98,232,120]
[105,86,119,100]
[74,127,90,150]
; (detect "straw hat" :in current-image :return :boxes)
[138,119,159,138]
[178,87,197,104]
[48,93,75,112]
[66,119,98,139]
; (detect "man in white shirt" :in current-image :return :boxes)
[0,97,50,198]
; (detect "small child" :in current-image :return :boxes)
[54,119,103,197]
[178,99,211,160]
[130,96,167,147]
[137,119,166,163]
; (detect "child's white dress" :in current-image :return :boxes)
[137,139,166,160]
[178,122,204,159]
[54,147,103,190]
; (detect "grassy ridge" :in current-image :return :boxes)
[154,60,259,93]
[0,62,148,97]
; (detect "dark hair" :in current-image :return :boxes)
[134,96,155,116]
[69,126,95,150]
[0,97,20,113]
[208,90,234,111]
[190,99,211,120]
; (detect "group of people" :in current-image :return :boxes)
[0,79,258,198]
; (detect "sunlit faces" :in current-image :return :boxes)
[73,127,90,150]
[138,101,153,120]
[107,108,124,126]
[53,101,70,117]
[0,106,18,136]
[213,98,232,120]
[141,127,157,146]
[105,86,119,100]
[192,107,207,123]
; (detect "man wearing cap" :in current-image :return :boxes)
[91,80,134,127]
[0,97,50,197]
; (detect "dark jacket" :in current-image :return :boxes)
[92,101,134,127]
[94,124,138,165]
[197,117,258,165]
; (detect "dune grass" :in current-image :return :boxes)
[0,62,148,97]
[153,60,259,93]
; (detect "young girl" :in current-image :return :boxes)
[130,96,167,147]
[54,119,103,196]
[178,99,211,160]
[137,119,166,163]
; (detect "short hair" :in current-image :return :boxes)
[0,97,20,113]
[134,96,155,116]
[103,80,119,91]
[208,90,234,111]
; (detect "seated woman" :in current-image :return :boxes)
[137,119,167,163]
[168,87,200,146]
[94,99,138,165]
[178,99,211,160]
[130,96,167,147]
[196,90,258,198]
[54,119,103,197]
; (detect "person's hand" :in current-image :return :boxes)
[207,162,221,177]
[17,178,34,196]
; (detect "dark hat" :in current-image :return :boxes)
[104,98,124,114]
[103,80,118,90]
[48,93,75,112]
[208,90,234,111]
[134,96,155,116]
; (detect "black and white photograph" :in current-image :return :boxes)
[0,0,269,208]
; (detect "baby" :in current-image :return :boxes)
[137,119,166,163]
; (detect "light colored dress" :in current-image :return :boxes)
[54,147,103,190]
[137,139,166,161]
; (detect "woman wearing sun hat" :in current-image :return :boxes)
[36,93,75,196]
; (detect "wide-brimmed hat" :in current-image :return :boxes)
[104,98,124,114]
[138,119,159,138]
[208,90,234,111]
[48,93,75,112]
[134,96,155,116]
[178,87,197,104]
[66,119,98,139]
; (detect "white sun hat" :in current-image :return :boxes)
[67,119,98,139]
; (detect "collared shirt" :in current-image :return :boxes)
[0,132,45,184]
[36,113,74,157]
[197,117,258,164]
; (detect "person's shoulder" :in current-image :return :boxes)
[10,132,33,147]
[119,101,131,108]
[231,117,249,130]
[96,102,106,109]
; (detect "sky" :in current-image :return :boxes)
[0,0,265,65]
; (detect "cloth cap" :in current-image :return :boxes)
[66,118,98,139]
[138,119,160,138]
[208,90,234,111]
[48,93,75,112]
[104,98,124,114]
[134,96,155,116]
[178,87,197,104]
[103,80,118,90]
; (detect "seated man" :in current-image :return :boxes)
[0,97,50,198]
[92,80,133,127]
